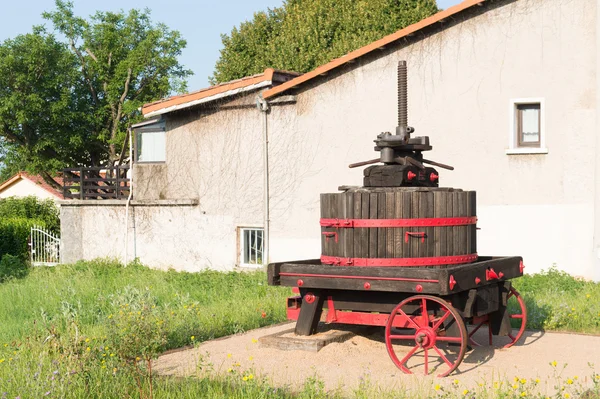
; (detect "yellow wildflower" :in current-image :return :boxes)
[564,394,571,399]
[110,353,115,357]
[227,353,232,358]
[249,356,254,361]
[434,384,441,391]
[586,294,591,299]
[521,392,527,397]
[0,359,4,363]
[462,389,469,395]
[566,379,573,385]
[234,362,241,367]
[248,374,254,380]
[3,344,6,347]
[571,307,575,311]
[514,377,519,382]
[453,379,459,385]
[136,357,141,361]
[493,382,499,389]
[574,376,578,380]
[243,376,248,381]
[85,338,90,343]
[520,378,527,384]
[551,360,557,367]
[512,384,519,390]
[86,347,91,352]
[108,314,113,319]
[191,336,195,341]
[535,378,540,384]
[251,338,258,344]
[227,368,233,373]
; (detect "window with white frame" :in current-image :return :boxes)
[136,130,166,162]
[507,98,547,154]
[239,227,264,267]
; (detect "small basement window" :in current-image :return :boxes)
[239,227,264,267]
[507,98,547,154]
[133,118,166,163]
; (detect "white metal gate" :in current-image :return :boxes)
[30,226,61,266]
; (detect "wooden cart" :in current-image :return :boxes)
[268,256,527,377]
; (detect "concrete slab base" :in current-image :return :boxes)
[259,324,356,352]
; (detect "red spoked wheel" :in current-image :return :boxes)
[469,287,527,349]
[385,295,468,377]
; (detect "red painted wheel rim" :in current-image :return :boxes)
[385,295,467,377]
[468,287,527,349]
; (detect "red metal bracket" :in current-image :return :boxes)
[449,275,457,290]
[486,268,499,281]
[405,231,427,243]
[320,216,477,228]
[322,231,338,243]
[326,296,337,323]
[320,253,477,267]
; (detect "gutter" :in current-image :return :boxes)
[144,80,273,118]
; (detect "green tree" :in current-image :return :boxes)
[211,0,438,84]
[0,1,191,185]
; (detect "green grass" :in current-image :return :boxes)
[0,260,598,398]
[513,267,600,333]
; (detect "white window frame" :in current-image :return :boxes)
[506,98,548,155]
[238,227,264,268]
[136,130,167,163]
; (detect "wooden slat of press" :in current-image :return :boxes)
[343,192,354,258]
[333,193,344,258]
[446,191,454,257]
[433,191,445,257]
[422,190,434,258]
[377,192,387,258]
[468,191,477,255]
[458,191,467,255]
[320,194,329,256]
[394,191,404,258]
[402,190,412,258]
[353,193,364,258]
[452,191,461,256]
[369,193,378,258]
[386,192,396,259]
[410,191,420,259]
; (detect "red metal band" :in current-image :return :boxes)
[279,272,439,283]
[320,216,477,228]
[320,253,478,267]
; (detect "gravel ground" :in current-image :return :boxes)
[154,322,600,393]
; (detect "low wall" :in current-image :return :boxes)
[60,199,243,272]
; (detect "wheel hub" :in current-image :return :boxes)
[415,328,436,348]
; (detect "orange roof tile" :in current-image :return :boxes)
[263,0,485,99]
[142,68,300,117]
[0,172,64,200]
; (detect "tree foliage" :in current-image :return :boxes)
[0,1,191,183]
[211,0,439,84]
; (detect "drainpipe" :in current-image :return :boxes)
[594,2,600,281]
[124,127,134,267]
[257,96,270,267]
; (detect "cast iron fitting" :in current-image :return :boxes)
[397,61,408,143]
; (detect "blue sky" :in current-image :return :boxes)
[0,0,461,91]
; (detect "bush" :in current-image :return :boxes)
[0,254,29,281]
[0,218,45,259]
[0,196,59,233]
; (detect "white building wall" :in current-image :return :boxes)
[0,179,60,201]
[268,0,598,278]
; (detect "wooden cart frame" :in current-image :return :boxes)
[268,256,527,377]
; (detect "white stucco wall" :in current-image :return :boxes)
[63,0,599,278]
[0,179,60,201]
[267,0,598,278]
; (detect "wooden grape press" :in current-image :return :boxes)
[267,61,527,377]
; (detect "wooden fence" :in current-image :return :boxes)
[63,166,130,200]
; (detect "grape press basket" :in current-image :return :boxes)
[267,62,527,377]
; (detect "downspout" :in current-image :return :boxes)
[594,1,600,281]
[124,126,134,267]
[257,96,270,267]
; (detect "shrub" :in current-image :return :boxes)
[0,218,45,259]
[0,196,59,233]
[0,253,29,281]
